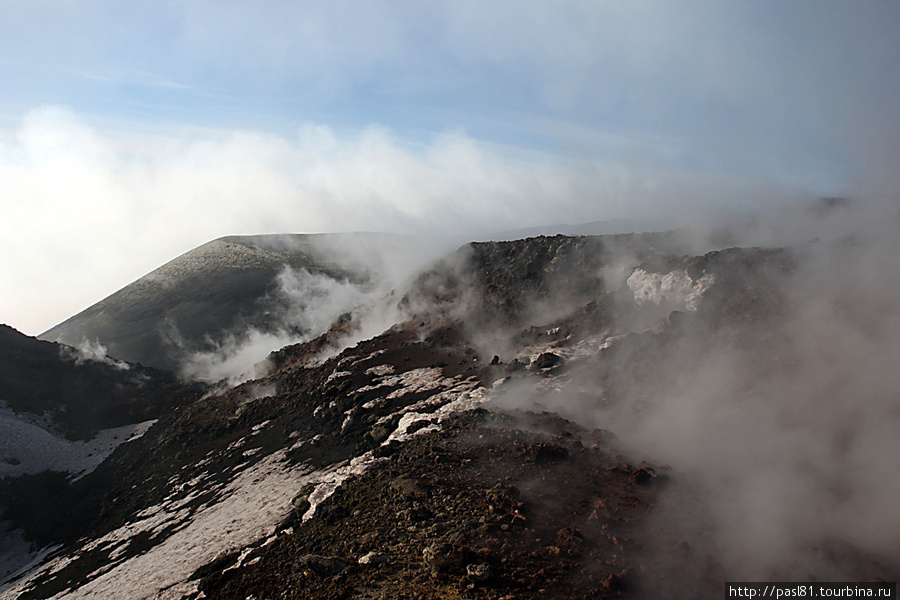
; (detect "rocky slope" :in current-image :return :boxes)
[3,230,898,599]
[0,325,202,442]
[40,233,442,374]
[0,326,205,585]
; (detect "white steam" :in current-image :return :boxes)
[60,338,130,370]
[616,247,900,577]
[180,267,371,383]
[275,267,370,335]
[633,224,900,577]
[177,231,457,383]
[489,201,900,580]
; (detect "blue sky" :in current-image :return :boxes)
[3,0,895,181]
[2,0,900,334]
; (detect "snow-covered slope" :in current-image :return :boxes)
[0,408,155,479]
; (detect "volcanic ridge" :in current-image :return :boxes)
[2,227,898,599]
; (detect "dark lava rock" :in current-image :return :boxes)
[629,463,670,486]
[533,352,563,370]
[466,562,493,583]
[524,441,571,462]
[423,542,470,575]
[298,554,348,577]
[604,569,632,593]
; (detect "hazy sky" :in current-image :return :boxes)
[2,0,900,335]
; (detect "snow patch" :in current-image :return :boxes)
[299,452,390,522]
[0,409,156,479]
[325,369,352,383]
[355,367,444,396]
[298,373,497,524]
[375,376,480,425]
[251,420,271,434]
[2,450,304,600]
[384,384,495,444]
[0,527,60,592]
[337,349,385,370]
[365,364,395,376]
[626,268,715,311]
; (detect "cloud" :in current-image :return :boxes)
[176,1,900,185]
[3,1,899,190]
[0,105,809,336]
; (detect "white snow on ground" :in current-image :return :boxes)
[356,367,446,397]
[324,369,352,383]
[299,452,390,522]
[336,349,384,369]
[365,364,395,376]
[0,408,156,479]
[1,362,502,599]
[383,383,496,444]
[374,376,481,425]
[1,450,304,600]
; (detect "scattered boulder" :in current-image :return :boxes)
[534,352,563,370]
[629,463,669,486]
[423,543,467,574]
[298,554,348,577]
[556,527,586,555]
[290,482,319,515]
[358,551,387,566]
[603,569,631,593]
[466,562,493,583]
